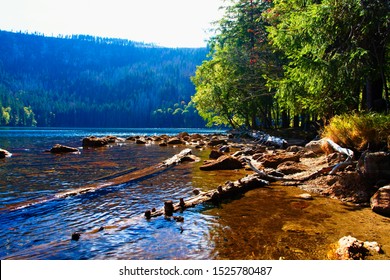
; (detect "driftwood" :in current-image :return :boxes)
[73,173,270,240]
[244,158,297,182]
[144,173,269,219]
[2,149,195,212]
[324,138,355,175]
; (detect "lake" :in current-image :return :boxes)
[1,128,389,260]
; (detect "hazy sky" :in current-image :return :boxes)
[0,0,226,47]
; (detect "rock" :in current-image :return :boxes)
[305,139,325,154]
[173,216,184,222]
[298,193,313,200]
[370,185,390,216]
[136,139,147,144]
[209,150,224,159]
[363,152,390,180]
[189,133,204,141]
[208,138,228,147]
[105,135,124,143]
[277,161,307,175]
[286,145,304,153]
[330,235,382,260]
[200,155,243,171]
[167,137,184,145]
[301,150,317,158]
[180,154,200,163]
[178,132,189,139]
[159,141,168,147]
[49,144,79,154]
[261,152,300,169]
[0,148,12,158]
[82,136,109,147]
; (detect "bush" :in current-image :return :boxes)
[321,112,390,151]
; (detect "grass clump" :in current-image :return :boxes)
[321,112,390,152]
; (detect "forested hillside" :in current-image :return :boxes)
[0,30,208,127]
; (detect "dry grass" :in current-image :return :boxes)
[321,112,390,151]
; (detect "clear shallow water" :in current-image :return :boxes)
[1,128,389,260]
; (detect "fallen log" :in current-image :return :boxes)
[144,174,269,219]
[69,173,270,241]
[2,148,195,212]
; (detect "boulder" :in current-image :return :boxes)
[178,132,189,139]
[208,138,228,147]
[189,133,204,141]
[0,148,12,158]
[50,144,79,154]
[167,137,184,145]
[82,136,109,147]
[209,150,224,159]
[330,235,382,260]
[136,139,147,144]
[105,135,124,143]
[363,152,390,180]
[370,185,390,216]
[304,139,325,154]
[200,155,243,171]
[261,152,300,169]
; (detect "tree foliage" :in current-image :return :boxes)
[192,0,389,130]
[192,0,280,129]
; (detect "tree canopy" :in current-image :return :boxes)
[191,0,389,130]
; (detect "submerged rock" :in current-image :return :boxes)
[370,185,390,216]
[0,148,12,158]
[49,144,79,154]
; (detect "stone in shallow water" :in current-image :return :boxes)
[0,148,12,158]
[298,193,313,200]
[49,144,79,154]
[329,235,382,260]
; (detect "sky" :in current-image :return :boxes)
[0,0,226,48]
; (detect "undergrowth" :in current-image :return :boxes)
[321,112,390,152]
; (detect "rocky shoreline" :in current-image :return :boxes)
[2,130,389,259]
[3,130,388,215]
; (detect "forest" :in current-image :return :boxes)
[192,0,389,129]
[0,30,208,127]
[1,0,389,131]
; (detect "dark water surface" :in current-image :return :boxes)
[1,128,389,260]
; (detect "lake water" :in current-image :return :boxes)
[1,128,389,260]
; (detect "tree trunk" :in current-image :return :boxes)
[366,78,385,112]
[281,111,290,128]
